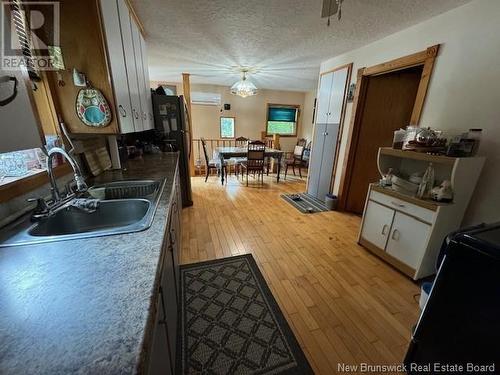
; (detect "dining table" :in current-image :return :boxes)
[213,146,285,185]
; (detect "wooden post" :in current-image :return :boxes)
[260,131,267,141]
[182,73,195,176]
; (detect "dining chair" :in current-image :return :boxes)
[240,140,266,186]
[232,136,249,177]
[201,138,226,182]
[283,145,305,179]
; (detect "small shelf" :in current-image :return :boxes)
[379,147,456,165]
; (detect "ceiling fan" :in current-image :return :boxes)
[321,0,344,26]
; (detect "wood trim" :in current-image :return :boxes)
[0,164,72,204]
[265,103,300,137]
[182,73,195,176]
[219,116,236,139]
[336,67,368,211]
[359,237,416,278]
[329,63,353,193]
[124,0,146,37]
[409,46,439,125]
[363,44,439,76]
[336,45,440,212]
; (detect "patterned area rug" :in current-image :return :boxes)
[281,193,328,214]
[178,255,313,374]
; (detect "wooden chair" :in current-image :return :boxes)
[297,138,307,147]
[240,140,266,186]
[232,136,249,177]
[235,136,249,147]
[201,138,226,182]
[283,145,305,179]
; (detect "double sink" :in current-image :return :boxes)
[0,179,165,247]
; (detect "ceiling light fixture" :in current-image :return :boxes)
[230,69,257,98]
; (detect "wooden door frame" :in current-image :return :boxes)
[305,62,353,193]
[336,45,440,212]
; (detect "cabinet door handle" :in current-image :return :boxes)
[391,229,400,241]
[381,224,389,235]
[118,104,127,117]
[149,112,153,120]
[133,109,139,119]
[391,201,405,208]
[170,228,176,247]
[142,112,147,120]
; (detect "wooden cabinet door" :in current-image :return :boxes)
[148,288,172,375]
[360,200,394,250]
[386,212,431,269]
[139,34,154,130]
[131,20,148,131]
[117,0,142,132]
[316,72,333,124]
[100,0,135,134]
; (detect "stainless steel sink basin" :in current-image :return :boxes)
[29,199,150,237]
[0,178,165,247]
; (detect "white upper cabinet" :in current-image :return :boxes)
[139,34,154,130]
[315,72,333,124]
[100,0,151,133]
[99,0,134,133]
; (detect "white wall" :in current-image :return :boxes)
[320,0,500,225]
[150,81,307,152]
[299,90,317,143]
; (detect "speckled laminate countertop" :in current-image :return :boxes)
[0,153,179,374]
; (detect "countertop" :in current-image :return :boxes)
[0,153,179,374]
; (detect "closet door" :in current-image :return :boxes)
[306,123,326,198]
[326,68,348,125]
[131,21,147,131]
[139,34,154,130]
[316,123,339,200]
[100,0,134,133]
[117,0,142,131]
[315,72,333,124]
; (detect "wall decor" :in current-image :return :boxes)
[75,86,112,127]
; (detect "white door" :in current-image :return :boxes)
[131,20,147,131]
[386,212,431,269]
[360,200,394,250]
[327,68,348,125]
[306,123,326,198]
[117,0,142,132]
[139,34,154,130]
[100,0,134,133]
[316,123,339,200]
[315,72,333,124]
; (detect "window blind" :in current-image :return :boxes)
[268,107,297,122]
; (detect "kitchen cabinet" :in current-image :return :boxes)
[147,165,181,375]
[386,212,431,269]
[140,34,154,130]
[358,147,485,279]
[306,65,350,200]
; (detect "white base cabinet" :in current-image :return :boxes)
[358,148,485,280]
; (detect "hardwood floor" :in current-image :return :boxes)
[181,174,420,374]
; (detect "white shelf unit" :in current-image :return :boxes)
[358,147,485,279]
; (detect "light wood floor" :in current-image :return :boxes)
[181,174,420,374]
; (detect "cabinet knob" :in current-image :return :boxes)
[391,201,405,208]
[391,229,400,241]
[118,105,127,118]
[381,224,389,236]
[142,112,147,120]
[133,109,139,119]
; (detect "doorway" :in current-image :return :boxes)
[337,45,439,214]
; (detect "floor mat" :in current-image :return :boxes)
[281,192,328,213]
[178,255,313,375]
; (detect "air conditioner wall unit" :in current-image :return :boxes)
[191,92,222,106]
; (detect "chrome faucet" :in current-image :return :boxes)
[47,147,88,202]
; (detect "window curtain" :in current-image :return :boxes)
[268,107,297,122]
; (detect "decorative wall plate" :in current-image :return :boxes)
[75,88,112,127]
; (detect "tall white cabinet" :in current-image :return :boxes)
[99,0,153,134]
[307,66,350,200]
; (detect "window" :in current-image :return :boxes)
[266,105,299,136]
[220,117,235,138]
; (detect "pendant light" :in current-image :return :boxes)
[230,69,258,98]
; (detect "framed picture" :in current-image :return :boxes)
[347,83,356,102]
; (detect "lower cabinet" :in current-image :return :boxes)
[359,188,434,278]
[147,168,181,375]
[385,212,431,270]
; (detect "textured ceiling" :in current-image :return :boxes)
[131,0,470,92]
